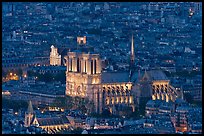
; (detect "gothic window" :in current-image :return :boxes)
[77,58,80,72]
[126,89,129,95]
[107,90,111,96]
[161,87,164,93]
[152,85,155,90]
[106,98,109,105]
[27,117,29,125]
[121,97,124,103]
[121,86,124,90]
[116,89,120,96]
[112,98,114,104]
[152,89,155,94]
[129,97,132,104]
[156,86,160,93]
[94,59,97,74]
[102,90,106,99]
[70,59,72,71]
[122,91,125,96]
[91,60,93,74]
[112,89,115,95]
[84,60,87,73]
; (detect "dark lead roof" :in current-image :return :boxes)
[36,116,70,126]
[101,71,141,83]
[101,72,130,83]
[146,70,168,80]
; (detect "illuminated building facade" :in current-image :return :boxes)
[77,36,86,45]
[24,101,71,134]
[50,45,61,66]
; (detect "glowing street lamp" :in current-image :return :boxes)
[10,73,13,76]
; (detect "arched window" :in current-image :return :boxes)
[77,58,80,72]
[70,59,72,71]
[84,60,87,73]
[125,89,129,95]
[94,59,97,74]
[106,98,109,105]
[107,89,111,96]
[91,60,93,74]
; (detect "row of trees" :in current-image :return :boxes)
[2,98,28,111]
[27,70,66,83]
[50,96,94,114]
[164,70,202,78]
[51,96,146,118]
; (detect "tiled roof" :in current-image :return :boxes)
[37,116,70,126]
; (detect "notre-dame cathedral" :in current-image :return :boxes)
[64,35,182,114]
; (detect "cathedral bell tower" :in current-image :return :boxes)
[24,100,34,127]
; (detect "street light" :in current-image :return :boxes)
[10,73,13,76]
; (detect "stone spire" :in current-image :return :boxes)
[142,69,149,81]
[129,33,135,81]
[181,85,184,100]
[131,34,135,63]
[27,100,33,114]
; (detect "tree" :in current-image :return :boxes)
[72,96,81,110]
[51,96,66,109]
[17,68,23,77]
[51,95,95,114]
[85,99,94,115]
[54,71,66,84]
[27,70,36,77]
[51,96,74,110]
[72,127,83,134]
[65,95,74,109]
[184,93,193,103]
[101,108,111,117]
[2,69,6,77]
[2,98,28,111]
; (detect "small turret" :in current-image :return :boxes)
[27,100,34,114]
